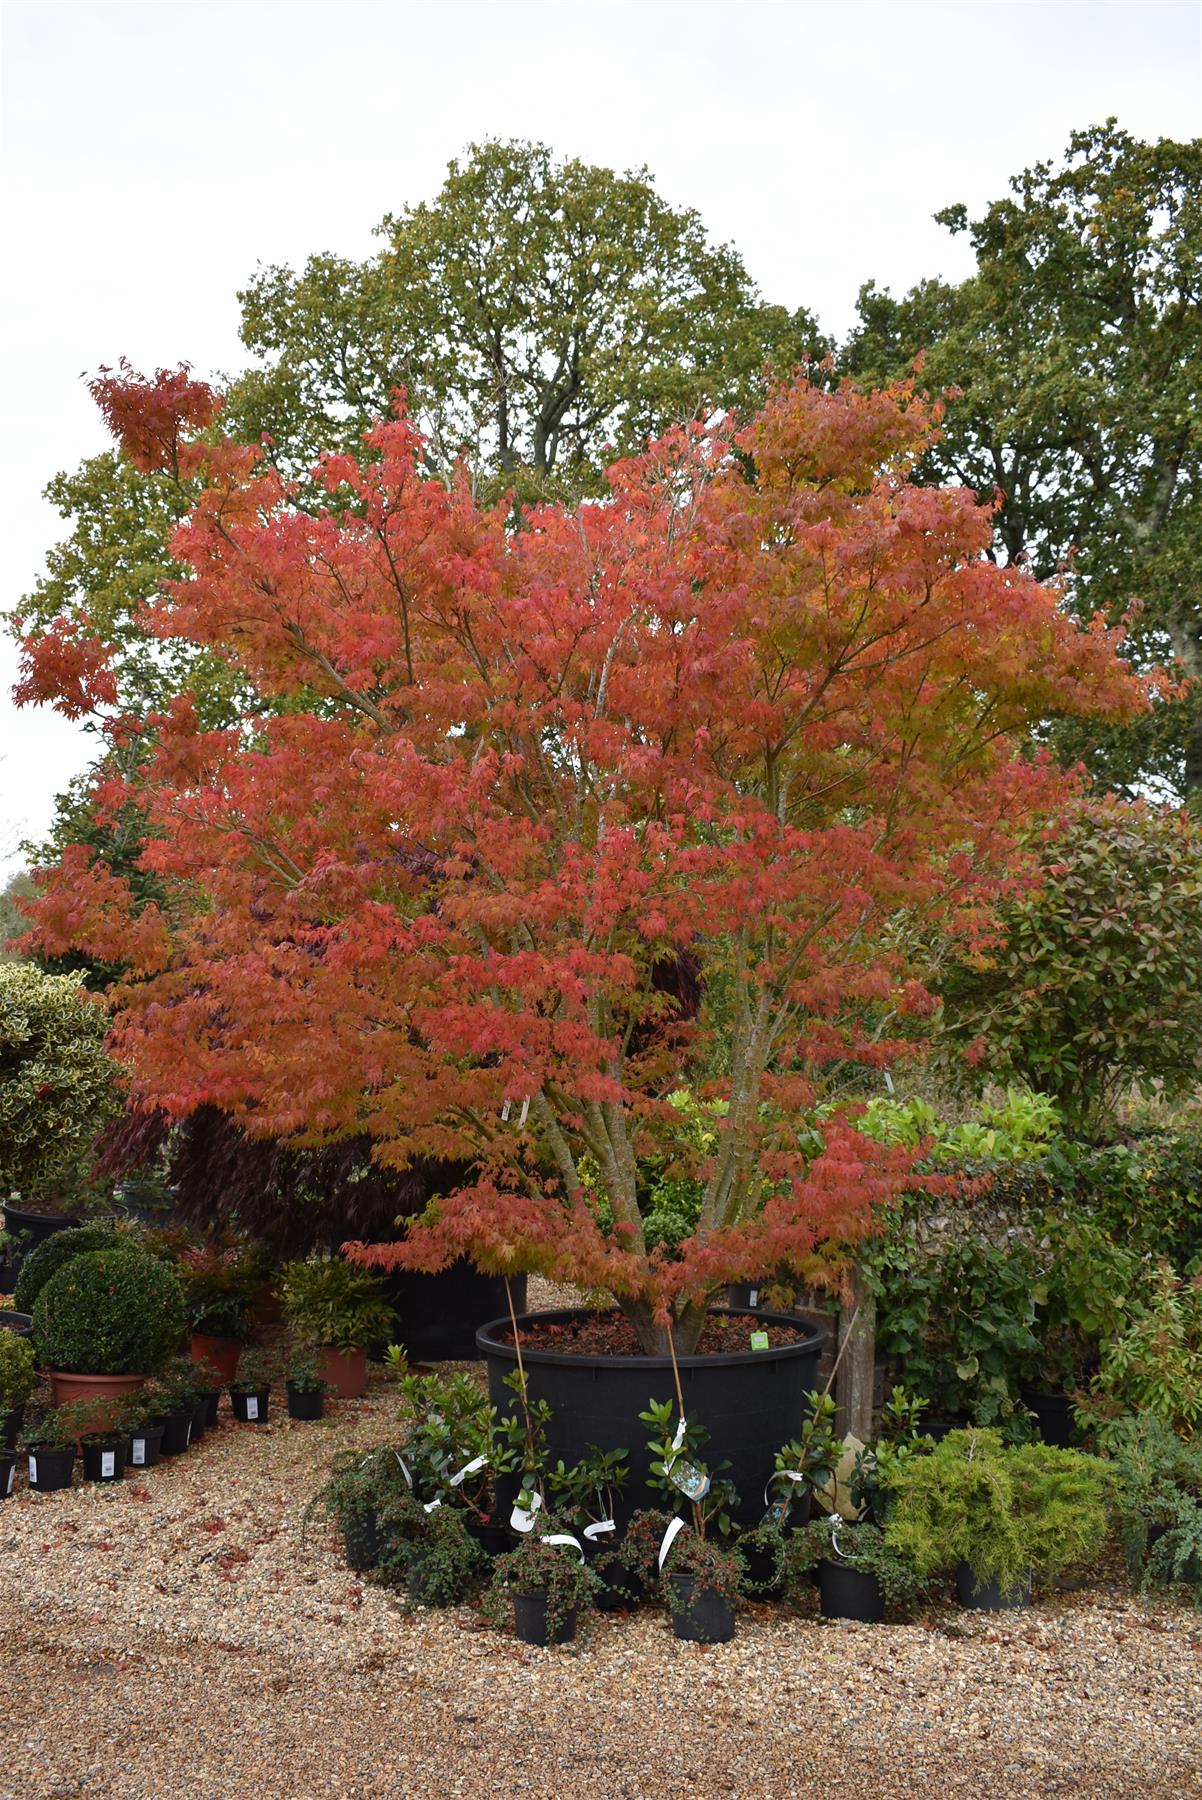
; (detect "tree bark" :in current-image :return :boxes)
[835,1263,877,1443]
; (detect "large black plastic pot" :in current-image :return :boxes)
[1,1203,84,1254]
[956,1562,1031,1610]
[0,1311,34,1339]
[1,1404,25,1450]
[667,1572,736,1643]
[477,1307,826,1527]
[818,1557,884,1623]
[382,1263,527,1362]
[0,1449,17,1500]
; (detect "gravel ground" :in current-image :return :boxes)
[1,1368,1200,1799]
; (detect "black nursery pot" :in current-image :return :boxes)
[190,1396,209,1442]
[159,1407,194,1456]
[231,1387,270,1424]
[27,1444,75,1492]
[0,1449,17,1500]
[818,1557,885,1623]
[1,1404,25,1451]
[593,1553,643,1612]
[82,1437,125,1484]
[127,1424,166,1470]
[200,1389,221,1429]
[343,1509,382,1571]
[1021,1388,1075,1449]
[956,1562,1031,1610]
[478,1307,826,1527]
[463,1514,512,1557]
[511,1589,577,1647]
[667,1572,736,1643]
[286,1383,324,1421]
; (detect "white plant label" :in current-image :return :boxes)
[5,1463,14,1496]
[749,1288,759,1308]
[583,1519,616,1540]
[186,1420,194,1441]
[657,1516,686,1571]
[245,1399,258,1422]
[510,1490,543,1533]
[132,1439,146,1466]
[670,1417,688,1454]
[538,1532,584,1559]
[101,1451,116,1479]
[27,1456,37,1484]
[448,1454,487,1488]
[423,1498,442,1514]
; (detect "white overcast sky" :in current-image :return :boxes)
[1,0,1199,874]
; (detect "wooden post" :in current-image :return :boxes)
[835,1261,877,1442]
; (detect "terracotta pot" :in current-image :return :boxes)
[47,1370,146,1426]
[316,1345,367,1399]
[190,1334,241,1384]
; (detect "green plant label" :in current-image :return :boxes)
[750,1330,770,1351]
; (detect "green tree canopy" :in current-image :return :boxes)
[845,121,1202,799]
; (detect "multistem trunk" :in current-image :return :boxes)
[617,1292,714,1357]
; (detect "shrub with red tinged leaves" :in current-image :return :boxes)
[13,368,1148,1351]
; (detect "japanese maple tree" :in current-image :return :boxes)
[15,364,1146,1351]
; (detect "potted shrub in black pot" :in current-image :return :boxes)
[229,1352,273,1424]
[658,1525,742,1643]
[73,1398,130,1485]
[124,1391,167,1470]
[376,1494,490,1605]
[23,1408,80,1492]
[486,1528,599,1647]
[285,1350,330,1421]
[789,1512,925,1623]
[1105,1412,1202,1590]
[191,1357,225,1431]
[304,1446,415,1571]
[148,1361,204,1455]
[884,1428,1114,1611]
[0,1330,36,1450]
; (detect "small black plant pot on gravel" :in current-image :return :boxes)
[127,1424,166,1470]
[0,1449,17,1499]
[512,1589,577,1647]
[667,1572,736,1643]
[286,1382,324,1421]
[956,1562,1031,1611]
[2,1404,25,1451]
[818,1558,884,1623]
[159,1408,194,1456]
[82,1438,125,1484]
[200,1389,221,1430]
[231,1386,270,1424]
[190,1396,209,1442]
[343,1509,382,1571]
[27,1445,75,1492]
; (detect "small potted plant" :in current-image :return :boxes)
[547,1446,631,1608]
[32,1243,184,1413]
[0,1329,36,1451]
[884,1427,1114,1610]
[658,1526,742,1642]
[23,1407,80,1491]
[397,1367,517,1549]
[788,1512,925,1622]
[279,1256,396,1399]
[229,1351,273,1424]
[147,1360,203,1455]
[191,1356,225,1430]
[377,1493,490,1605]
[124,1389,167,1470]
[71,1397,130,1485]
[285,1348,330,1421]
[487,1527,599,1647]
[303,1445,415,1570]
[1104,1411,1202,1589]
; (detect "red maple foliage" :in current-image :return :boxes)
[15,364,1147,1350]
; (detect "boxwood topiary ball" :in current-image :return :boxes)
[33,1245,186,1376]
[13,1224,127,1314]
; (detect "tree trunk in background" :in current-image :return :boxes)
[835,1263,877,1443]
